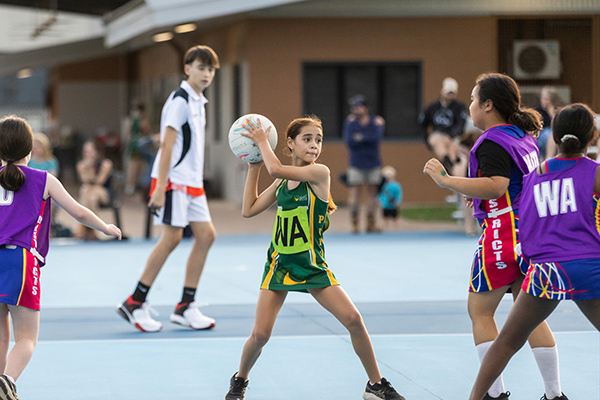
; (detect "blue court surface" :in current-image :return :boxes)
[13,231,600,399]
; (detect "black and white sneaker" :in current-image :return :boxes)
[225,372,248,400]
[115,295,162,332]
[541,393,568,400]
[170,301,215,330]
[483,392,510,400]
[0,375,18,400]
[363,377,405,400]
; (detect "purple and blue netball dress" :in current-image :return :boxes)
[520,156,600,300]
[468,125,539,292]
[0,166,51,310]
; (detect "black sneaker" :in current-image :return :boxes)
[0,375,19,400]
[225,372,248,400]
[483,392,510,400]
[541,394,568,400]
[363,377,405,400]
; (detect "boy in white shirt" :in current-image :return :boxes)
[117,45,219,332]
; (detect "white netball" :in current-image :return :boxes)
[228,114,278,163]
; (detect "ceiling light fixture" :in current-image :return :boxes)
[17,68,33,79]
[174,23,197,34]
[152,32,174,42]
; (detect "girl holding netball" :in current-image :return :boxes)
[0,115,121,398]
[469,103,599,400]
[224,116,404,400]
[424,73,566,400]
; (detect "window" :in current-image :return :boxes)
[0,69,48,107]
[303,62,421,140]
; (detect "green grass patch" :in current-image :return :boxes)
[401,203,457,221]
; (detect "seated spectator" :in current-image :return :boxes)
[76,141,113,240]
[419,77,468,174]
[28,133,59,176]
[28,133,73,238]
[534,86,564,160]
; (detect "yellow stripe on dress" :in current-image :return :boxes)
[505,192,518,262]
[325,266,339,285]
[16,248,27,305]
[480,219,493,290]
[470,220,486,292]
[261,251,278,290]
[594,194,600,235]
[307,184,317,267]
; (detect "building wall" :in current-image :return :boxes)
[65,14,598,205]
[53,55,128,141]
[498,17,595,106]
[243,17,498,204]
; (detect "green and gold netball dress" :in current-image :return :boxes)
[260,180,339,292]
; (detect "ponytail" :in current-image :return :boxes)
[559,134,581,154]
[0,162,25,192]
[476,73,542,137]
[327,193,337,215]
[507,108,543,138]
[0,115,34,192]
[551,103,596,154]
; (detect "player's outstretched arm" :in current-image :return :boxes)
[423,157,509,200]
[45,174,122,240]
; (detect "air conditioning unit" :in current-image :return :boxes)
[513,40,561,79]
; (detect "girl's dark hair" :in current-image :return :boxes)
[0,115,34,192]
[476,73,542,137]
[551,103,597,154]
[284,115,337,214]
[183,45,220,68]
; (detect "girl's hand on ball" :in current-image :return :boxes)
[241,119,271,143]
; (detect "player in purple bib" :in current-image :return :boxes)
[469,103,600,399]
[0,115,121,398]
[425,73,565,400]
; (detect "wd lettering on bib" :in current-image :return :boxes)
[0,187,14,206]
[523,151,539,173]
[533,178,577,217]
[273,207,311,254]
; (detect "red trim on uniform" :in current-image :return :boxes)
[150,178,205,197]
[30,200,46,258]
[17,249,40,310]
[479,193,522,289]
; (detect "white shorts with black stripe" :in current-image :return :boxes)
[153,190,211,227]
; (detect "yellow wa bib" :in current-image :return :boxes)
[272,207,311,254]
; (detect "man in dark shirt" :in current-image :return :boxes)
[343,94,384,233]
[418,77,468,172]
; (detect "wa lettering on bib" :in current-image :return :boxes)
[533,178,577,217]
[272,207,311,254]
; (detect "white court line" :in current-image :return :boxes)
[34,330,599,345]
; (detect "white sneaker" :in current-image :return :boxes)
[170,301,215,330]
[116,299,163,332]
